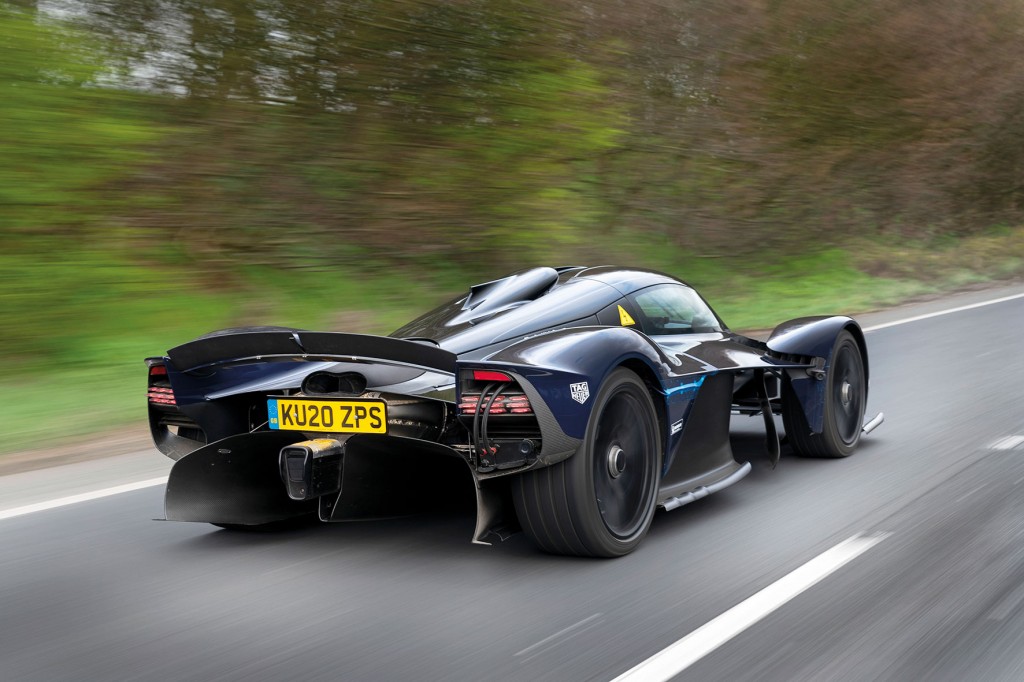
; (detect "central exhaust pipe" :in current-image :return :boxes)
[279,438,346,501]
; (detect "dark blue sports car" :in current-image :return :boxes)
[146,266,882,556]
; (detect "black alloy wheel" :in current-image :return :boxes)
[512,367,661,557]
[783,330,866,458]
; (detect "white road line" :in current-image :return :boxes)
[610,532,891,682]
[862,292,1024,332]
[990,435,1024,451]
[0,477,167,521]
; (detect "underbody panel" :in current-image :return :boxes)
[164,432,318,525]
[165,431,475,528]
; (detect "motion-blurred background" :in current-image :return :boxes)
[2,0,1023,455]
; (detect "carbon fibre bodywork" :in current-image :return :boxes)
[147,266,874,554]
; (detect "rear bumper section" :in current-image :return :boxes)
[164,432,318,525]
[147,357,207,460]
[164,432,474,526]
[511,371,583,465]
[148,403,207,461]
[162,430,543,545]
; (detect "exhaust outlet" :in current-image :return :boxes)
[280,438,345,501]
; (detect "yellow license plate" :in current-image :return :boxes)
[268,398,387,434]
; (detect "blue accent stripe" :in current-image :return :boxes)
[664,376,706,396]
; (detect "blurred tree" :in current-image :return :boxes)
[6,0,1024,377]
[0,6,158,238]
[0,6,161,363]
[8,0,1024,268]
[68,0,624,268]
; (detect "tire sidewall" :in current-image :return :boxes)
[821,332,865,457]
[565,367,660,556]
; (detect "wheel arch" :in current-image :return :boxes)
[779,322,869,437]
[768,316,870,432]
[480,325,676,441]
[782,326,867,457]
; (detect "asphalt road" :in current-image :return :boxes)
[2,285,1024,682]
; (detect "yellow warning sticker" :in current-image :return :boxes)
[617,305,636,326]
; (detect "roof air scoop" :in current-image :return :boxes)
[452,267,559,324]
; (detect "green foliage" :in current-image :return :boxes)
[0,7,160,235]
[756,1,921,150]
[0,251,456,453]
[6,0,1024,457]
[0,366,148,453]
[89,0,628,270]
[0,247,231,370]
[0,6,168,385]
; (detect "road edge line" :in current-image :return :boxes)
[609,532,891,682]
[0,477,168,521]
[863,292,1024,332]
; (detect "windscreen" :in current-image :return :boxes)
[632,285,722,334]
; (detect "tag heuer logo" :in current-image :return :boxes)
[570,381,590,404]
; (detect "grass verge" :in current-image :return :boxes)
[2,229,1022,457]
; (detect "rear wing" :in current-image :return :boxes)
[167,331,457,375]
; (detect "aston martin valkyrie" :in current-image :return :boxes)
[146,266,882,557]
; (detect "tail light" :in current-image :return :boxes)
[147,362,177,406]
[459,367,542,472]
[147,386,177,406]
[458,368,533,416]
[458,393,533,416]
[472,370,513,383]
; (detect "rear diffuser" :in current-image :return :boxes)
[165,432,317,525]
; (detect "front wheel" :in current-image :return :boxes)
[783,330,866,458]
[512,368,661,557]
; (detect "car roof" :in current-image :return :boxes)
[391,266,693,355]
[566,266,686,294]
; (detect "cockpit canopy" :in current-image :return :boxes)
[392,266,723,354]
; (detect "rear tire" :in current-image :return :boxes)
[783,330,866,458]
[512,368,660,557]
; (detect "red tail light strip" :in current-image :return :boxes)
[458,393,532,416]
[472,370,512,383]
[147,386,177,406]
